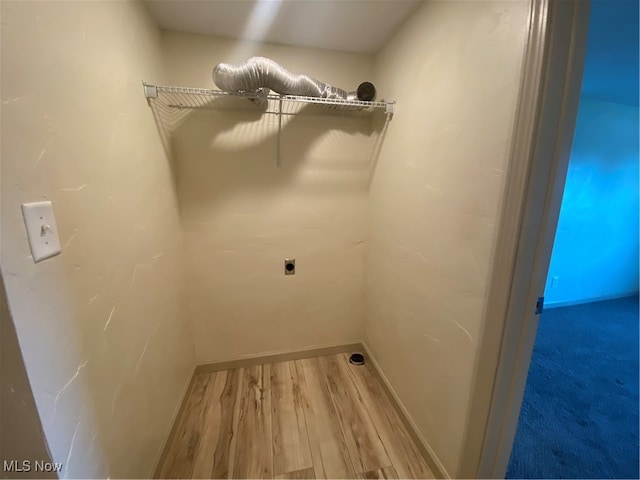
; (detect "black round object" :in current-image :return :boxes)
[349,353,365,365]
[286,263,294,271]
[356,82,377,102]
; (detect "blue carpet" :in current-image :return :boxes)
[507,295,639,479]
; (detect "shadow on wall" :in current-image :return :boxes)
[368,113,392,189]
[160,102,387,212]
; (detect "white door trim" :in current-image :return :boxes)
[458,0,591,478]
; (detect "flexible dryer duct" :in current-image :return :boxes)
[212,56,376,102]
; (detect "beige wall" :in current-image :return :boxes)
[1,1,533,476]
[1,1,195,477]
[366,1,530,476]
[162,32,375,363]
[1,273,56,479]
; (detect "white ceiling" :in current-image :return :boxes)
[143,0,423,54]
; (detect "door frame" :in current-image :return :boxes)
[457,0,591,477]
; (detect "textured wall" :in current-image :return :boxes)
[1,273,56,478]
[1,2,195,477]
[162,32,374,363]
[366,1,530,476]
[545,99,639,307]
[580,0,639,106]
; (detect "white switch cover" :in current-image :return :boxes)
[21,201,62,263]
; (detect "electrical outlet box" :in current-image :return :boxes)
[21,201,62,263]
[551,276,559,288]
[284,259,295,275]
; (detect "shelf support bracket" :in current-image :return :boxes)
[143,83,158,99]
[143,83,158,107]
[276,97,283,167]
[385,101,395,115]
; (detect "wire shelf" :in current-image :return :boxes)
[143,82,394,167]
[143,83,395,117]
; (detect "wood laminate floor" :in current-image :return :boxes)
[157,353,434,479]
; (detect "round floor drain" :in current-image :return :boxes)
[349,353,365,365]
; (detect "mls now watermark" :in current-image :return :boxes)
[3,460,63,473]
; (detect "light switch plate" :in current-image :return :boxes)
[21,201,62,263]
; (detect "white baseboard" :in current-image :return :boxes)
[150,363,197,478]
[361,341,449,479]
[544,291,639,309]
[195,341,362,373]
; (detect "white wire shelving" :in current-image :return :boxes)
[143,83,395,115]
[143,82,395,166]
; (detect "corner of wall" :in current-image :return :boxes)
[366,0,532,474]
[1,1,196,476]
